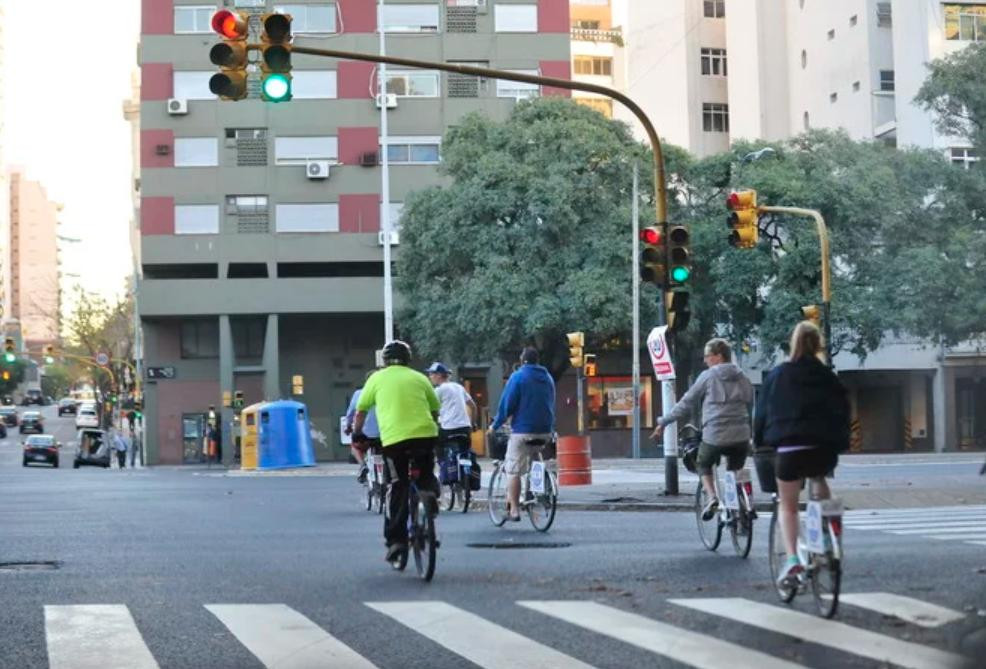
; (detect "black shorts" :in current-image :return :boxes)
[695,442,748,475]
[775,447,837,482]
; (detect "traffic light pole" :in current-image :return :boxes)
[759,206,832,363]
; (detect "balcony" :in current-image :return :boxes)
[571,26,624,46]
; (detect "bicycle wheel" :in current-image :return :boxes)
[440,483,456,511]
[375,483,385,515]
[411,498,437,582]
[460,482,471,513]
[362,482,372,511]
[695,483,722,551]
[810,524,841,618]
[729,490,754,559]
[488,464,509,527]
[768,508,797,603]
[528,470,557,532]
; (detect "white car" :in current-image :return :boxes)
[75,406,99,429]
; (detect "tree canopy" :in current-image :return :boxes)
[916,42,986,156]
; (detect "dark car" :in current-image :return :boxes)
[57,398,78,416]
[0,407,18,427]
[22,389,45,406]
[73,429,110,469]
[19,411,44,434]
[23,434,59,468]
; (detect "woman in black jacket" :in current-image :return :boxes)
[754,321,849,586]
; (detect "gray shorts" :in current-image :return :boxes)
[504,432,553,475]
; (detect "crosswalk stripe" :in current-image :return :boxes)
[923,533,986,541]
[670,598,964,669]
[518,600,805,669]
[848,522,986,531]
[968,540,986,546]
[888,526,986,535]
[839,593,966,628]
[845,505,986,516]
[366,601,593,669]
[206,604,376,669]
[843,515,986,526]
[45,605,159,669]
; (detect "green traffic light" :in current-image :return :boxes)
[3,352,15,363]
[671,266,691,283]
[262,74,291,102]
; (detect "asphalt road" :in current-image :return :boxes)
[1,411,984,668]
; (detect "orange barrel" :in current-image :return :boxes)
[557,435,592,486]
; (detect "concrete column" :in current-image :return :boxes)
[932,363,947,453]
[219,315,235,466]
[263,314,280,400]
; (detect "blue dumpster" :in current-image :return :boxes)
[256,400,316,470]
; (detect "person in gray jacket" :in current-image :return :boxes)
[651,338,754,520]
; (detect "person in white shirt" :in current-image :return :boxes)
[426,362,477,450]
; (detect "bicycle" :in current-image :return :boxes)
[488,436,557,532]
[768,481,844,618]
[388,459,439,582]
[362,443,385,515]
[438,433,475,513]
[683,426,756,558]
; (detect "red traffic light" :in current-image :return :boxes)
[212,10,248,39]
[726,190,756,210]
[640,227,663,245]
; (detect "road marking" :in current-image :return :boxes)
[968,541,986,546]
[206,604,376,669]
[922,533,986,541]
[887,525,986,535]
[845,506,986,517]
[518,601,804,669]
[839,593,965,628]
[670,598,964,669]
[367,601,593,669]
[45,605,159,669]
[844,514,986,525]
[848,522,986,531]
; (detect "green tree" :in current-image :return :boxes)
[915,42,986,156]
[396,98,687,377]
[63,285,135,398]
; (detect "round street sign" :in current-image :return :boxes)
[95,352,110,366]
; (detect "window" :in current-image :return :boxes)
[586,376,654,429]
[227,128,268,141]
[803,111,810,130]
[852,81,860,92]
[384,136,441,164]
[379,4,440,32]
[275,204,340,232]
[226,196,268,216]
[175,138,218,167]
[950,147,980,169]
[172,71,215,100]
[849,14,858,26]
[830,92,838,103]
[700,48,727,76]
[574,56,614,76]
[879,69,895,91]
[702,103,729,132]
[876,2,892,27]
[174,5,215,33]
[495,4,538,32]
[291,71,338,99]
[497,70,539,99]
[801,49,807,68]
[175,205,219,234]
[573,20,601,30]
[274,4,336,33]
[945,4,986,40]
[576,97,614,118]
[232,317,266,359]
[827,28,835,40]
[275,137,338,165]
[703,0,725,18]
[385,70,440,97]
[181,319,219,359]
[381,202,404,229]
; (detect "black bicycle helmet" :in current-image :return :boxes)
[382,340,412,365]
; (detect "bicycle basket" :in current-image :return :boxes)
[489,431,509,460]
[681,440,701,474]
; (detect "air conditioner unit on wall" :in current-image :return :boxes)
[375,93,398,109]
[305,160,330,180]
[167,98,188,115]
[378,230,400,246]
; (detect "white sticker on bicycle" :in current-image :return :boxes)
[722,471,740,510]
[458,456,472,470]
[805,501,826,553]
[530,461,545,494]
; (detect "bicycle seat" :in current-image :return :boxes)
[524,438,548,447]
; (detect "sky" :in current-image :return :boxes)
[4,0,141,304]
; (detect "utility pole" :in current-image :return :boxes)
[379,0,394,344]
[631,162,641,459]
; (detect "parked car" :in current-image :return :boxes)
[1,395,12,406]
[57,398,78,416]
[73,429,110,469]
[19,411,44,434]
[0,407,18,427]
[75,405,99,429]
[23,434,59,468]
[21,389,45,406]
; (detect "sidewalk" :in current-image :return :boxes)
[192,452,986,511]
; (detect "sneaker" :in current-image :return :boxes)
[777,556,803,588]
[385,543,407,564]
[356,465,368,484]
[701,498,719,521]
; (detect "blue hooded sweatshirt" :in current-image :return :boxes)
[491,363,555,433]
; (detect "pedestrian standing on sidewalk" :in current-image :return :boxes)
[111,429,128,469]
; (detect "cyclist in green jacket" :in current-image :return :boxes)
[353,340,441,565]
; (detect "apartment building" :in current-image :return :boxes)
[137,0,571,464]
[569,0,626,120]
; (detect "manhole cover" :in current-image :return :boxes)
[466,542,571,549]
[0,561,61,572]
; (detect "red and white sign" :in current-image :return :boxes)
[646,326,676,381]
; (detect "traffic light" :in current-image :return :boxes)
[668,225,691,286]
[801,304,821,327]
[566,332,585,368]
[1,371,9,381]
[233,390,245,410]
[44,345,55,365]
[209,9,249,100]
[583,354,597,377]
[726,190,759,249]
[292,374,304,395]
[639,225,666,287]
[667,290,691,333]
[3,338,15,363]
[260,12,293,102]
[134,398,143,419]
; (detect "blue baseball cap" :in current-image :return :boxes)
[425,362,450,375]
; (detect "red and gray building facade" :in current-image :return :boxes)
[137,0,571,464]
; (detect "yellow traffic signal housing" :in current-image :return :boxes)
[639,225,666,287]
[208,10,250,100]
[726,190,759,249]
[566,331,584,368]
[583,354,597,377]
[801,304,821,326]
